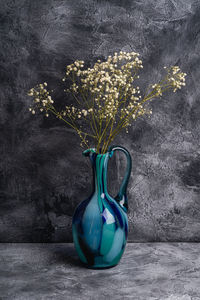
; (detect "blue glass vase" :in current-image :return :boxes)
[72,145,132,269]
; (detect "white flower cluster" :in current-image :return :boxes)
[150,66,186,98]
[64,60,84,77]
[28,82,54,117]
[62,106,94,120]
[166,66,186,92]
[63,51,144,121]
[151,83,163,96]
[28,52,187,153]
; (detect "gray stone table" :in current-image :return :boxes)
[0,243,200,300]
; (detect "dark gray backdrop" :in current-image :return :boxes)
[0,0,199,242]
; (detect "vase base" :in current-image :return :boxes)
[76,245,125,269]
[82,262,118,269]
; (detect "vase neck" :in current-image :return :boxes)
[90,152,109,197]
[83,146,131,213]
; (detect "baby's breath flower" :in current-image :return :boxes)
[28,52,186,153]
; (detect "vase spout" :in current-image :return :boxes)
[82,148,97,157]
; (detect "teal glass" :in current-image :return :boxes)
[72,145,132,269]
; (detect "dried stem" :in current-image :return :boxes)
[28,54,186,153]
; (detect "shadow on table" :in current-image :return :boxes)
[50,243,86,268]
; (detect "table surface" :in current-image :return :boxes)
[0,243,200,300]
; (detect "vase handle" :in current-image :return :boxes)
[108,145,132,212]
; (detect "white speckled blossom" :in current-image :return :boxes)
[28,52,186,153]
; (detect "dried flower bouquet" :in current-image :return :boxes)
[28,52,186,154]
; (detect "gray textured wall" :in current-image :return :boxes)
[0,0,199,242]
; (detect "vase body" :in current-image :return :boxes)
[72,145,132,269]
